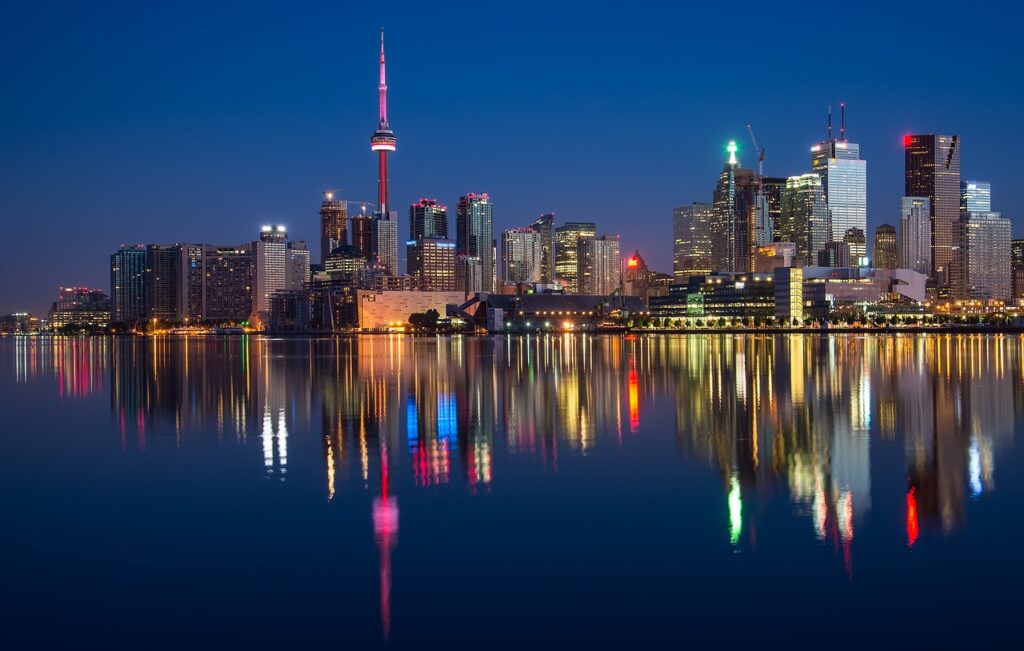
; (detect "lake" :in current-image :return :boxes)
[1,334,1021,647]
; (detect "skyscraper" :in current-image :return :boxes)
[904,134,960,282]
[779,174,830,265]
[319,191,347,263]
[203,245,254,322]
[961,180,991,213]
[407,238,456,291]
[843,227,866,267]
[254,225,288,323]
[577,235,621,295]
[555,222,596,293]
[145,244,182,321]
[957,211,1011,300]
[375,211,399,275]
[873,224,898,270]
[1012,239,1024,300]
[501,228,543,284]
[410,199,448,240]
[351,207,376,259]
[672,202,713,282]
[899,197,932,276]
[811,108,867,247]
[110,244,147,324]
[370,30,396,216]
[711,141,756,272]
[286,241,311,290]
[456,255,483,294]
[456,193,494,293]
[529,213,556,284]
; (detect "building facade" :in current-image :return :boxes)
[253,226,288,322]
[577,234,621,296]
[110,244,148,324]
[529,213,556,284]
[407,237,456,291]
[872,224,898,270]
[779,174,830,265]
[905,134,960,283]
[456,193,494,293]
[673,202,714,281]
[319,192,347,263]
[961,180,991,213]
[899,197,932,276]
[957,211,1011,300]
[711,142,756,272]
[811,139,867,246]
[501,228,543,284]
[555,222,596,293]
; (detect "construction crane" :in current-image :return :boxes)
[747,124,771,247]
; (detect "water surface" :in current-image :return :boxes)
[2,334,1021,647]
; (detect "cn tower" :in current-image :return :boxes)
[370,29,396,215]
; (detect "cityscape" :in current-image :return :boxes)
[2,34,1020,336]
[4,4,1024,648]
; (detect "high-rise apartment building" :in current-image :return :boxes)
[555,222,596,293]
[319,191,347,263]
[905,134,960,282]
[501,228,543,284]
[407,238,456,291]
[529,213,556,284]
[957,211,1011,300]
[145,244,182,321]
[577,235,621,296]
[375,211,399,275]
[456,255,483,294]
[673,202,714,282]
[410,198,448,241]
[351,209,376,259]
[286,241,311,290]
[254,225,288,322]
[110,245,147,324]
[779,174,830,265]
[872,224,898,270]
[1012,239,1024,300]
[203,246,254,322]
[456,193,494,293]
[899,197,932,276]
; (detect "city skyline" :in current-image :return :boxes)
[3,2,1023,314]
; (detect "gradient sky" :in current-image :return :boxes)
[2,0,1021,314]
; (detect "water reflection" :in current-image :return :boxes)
[10,333,1024,639]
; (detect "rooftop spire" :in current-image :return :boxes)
[378,28,388,126]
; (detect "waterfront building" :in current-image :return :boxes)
[203,246,254,323]
[529,213,556,284]
[899,197,932,276]
[873,224,898,270]
[673,202,714,281]
[957,211,1012,300]
[324,245,368,285]
[319,191,347,263]
[555,222,596,292]
[774,267,804,322]
[1012,239,1024,300]
[811,117,867,247]
[502,228,543,284]
[577,235,621,296]
[356,290,466,330]
[456,193,495,292]
[407,237,456,291]
[47,287,111,331]
[780,174,830,264]
[905,134,960,282]
[110,244,147,324]
[253,225,288,323]
[961,180,991,213]
[144,244,182,321]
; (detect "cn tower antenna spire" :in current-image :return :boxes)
[378,28,388,127]
[370,28,397,217]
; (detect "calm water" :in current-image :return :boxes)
[2,334,1022,647]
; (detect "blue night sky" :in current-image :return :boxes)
[1,0,1021,313]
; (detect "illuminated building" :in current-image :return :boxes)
[843,227,867,267]
[0,312,41,334]
[529,213,556,283]
[286,241,310,290]
[501,227,543,284]
[410,198,448,241]
[773,267,804,322]
[253,225,288,323]
[375,211,399,275]
[956,211,1011,300]
[456,193,494,292]
[407,238,456,291]
[370,29,396,216]
[672,202,714,281]
[203,245,254,323]
[351,209,376,259]
[110,244,147,324]
[961,180,991,213]
[47,287,111,330]
[622,250,663,302]
[752,242,797,273]
[456,255,483,294]
[811,110,867,248]
[872,224,898,270]
[1012,239,1024,300]
[324,245,368,284]
[319,191,347,263]
[356,290,466,330]
[780,173,831,264]
[577,234,621,296]
[904,134,960,283]
[144,244,182,321]
[555,221,596,292]
[712,141,756,272]
[818,241,850,267]
[899,197,932,276]
[802,266,927,304]
[651,272,776,319]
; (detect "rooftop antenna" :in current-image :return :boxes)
[840,102,846,141]
[827,106,832,140]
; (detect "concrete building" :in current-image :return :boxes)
[253,225,288,323]
[48,287,111,331]
[407,237,456,291]
[957,211,1012,300]
[529,213,556,284]
[1012,239,1024,301]
[456,255,483,294]
[904,134,960,283]
[286,241,310,290]
[456,193,494,292]
[319,191,347,263]
[502,228,543,284]
[899,197,932,276]
[110,244,147,324]
[375,211,399,275]
[577,234,621,296]
[356,290,466,330]
[774,267,804,322]
[873,224,898,270]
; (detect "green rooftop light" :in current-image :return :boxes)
[727,140,738,165]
